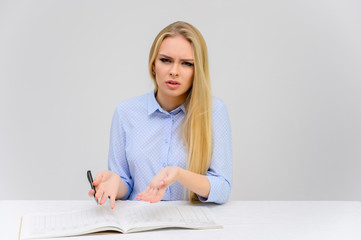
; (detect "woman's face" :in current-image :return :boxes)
[153,35,194,108]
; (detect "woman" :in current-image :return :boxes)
[89,21,232,209]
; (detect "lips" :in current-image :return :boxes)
[166,80,180,85]
[166,80,180,89]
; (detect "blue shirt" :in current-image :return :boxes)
[108,91,232,204]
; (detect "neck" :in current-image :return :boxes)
[155,92,186,112]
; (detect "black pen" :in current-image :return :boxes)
[87,170,98,205]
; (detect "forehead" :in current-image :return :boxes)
[158,35,194,59]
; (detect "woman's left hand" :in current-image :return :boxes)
[136,166,180,203]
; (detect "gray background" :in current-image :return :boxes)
[1,0,360,201]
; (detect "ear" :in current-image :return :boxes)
[152,65,156,76]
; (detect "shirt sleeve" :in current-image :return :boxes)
[197,99,232,204]
[107,104,133,200]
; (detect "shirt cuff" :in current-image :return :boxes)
[120,178,132,200]
[197,175,231,204]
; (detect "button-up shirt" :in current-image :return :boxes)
[108,90,232,204]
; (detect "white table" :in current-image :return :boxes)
[1,200,361,240]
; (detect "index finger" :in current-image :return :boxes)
[93,172,104,186]
[110,194,116,210]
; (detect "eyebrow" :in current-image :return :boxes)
[159,54,194,62]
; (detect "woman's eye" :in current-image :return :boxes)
[160,58,170,63]
[183,62,194,67]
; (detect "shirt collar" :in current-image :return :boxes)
[147,90,185,116]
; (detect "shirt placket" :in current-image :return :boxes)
[160,114,174,200]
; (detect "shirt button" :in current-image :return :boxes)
[163,163,167,167]
[165,139,169,144]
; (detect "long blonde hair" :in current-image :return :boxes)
[148,21,212,202]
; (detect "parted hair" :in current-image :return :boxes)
[148,21,212,202]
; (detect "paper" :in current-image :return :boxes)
[20,201,221,239]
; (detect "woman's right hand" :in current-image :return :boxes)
[88,170,123,209]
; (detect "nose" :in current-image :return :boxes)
[169,64,179,77]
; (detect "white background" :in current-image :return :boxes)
[1,0,360,201]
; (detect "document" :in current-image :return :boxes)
[20,201,221,239]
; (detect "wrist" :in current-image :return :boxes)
[174,166,184,183]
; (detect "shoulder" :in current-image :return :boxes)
[114,92,149,116]
[211,97,232,132]
[212,96,228,113]
[211,96,231,123]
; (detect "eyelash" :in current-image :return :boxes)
[183,62,194,67]
[159,58,194,67]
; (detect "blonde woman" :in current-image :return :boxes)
[88,21,232,209]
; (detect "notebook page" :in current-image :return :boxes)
[119,204,221,233]
[20,205,121,239]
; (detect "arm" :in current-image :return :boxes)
[88,104,134,209]
[137,99,232,204]
[136,166,210,203]
[198,99,232,203]
[107,104,134,200]
[177,168,210,199]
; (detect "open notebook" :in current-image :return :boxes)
[19,201,222,239]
